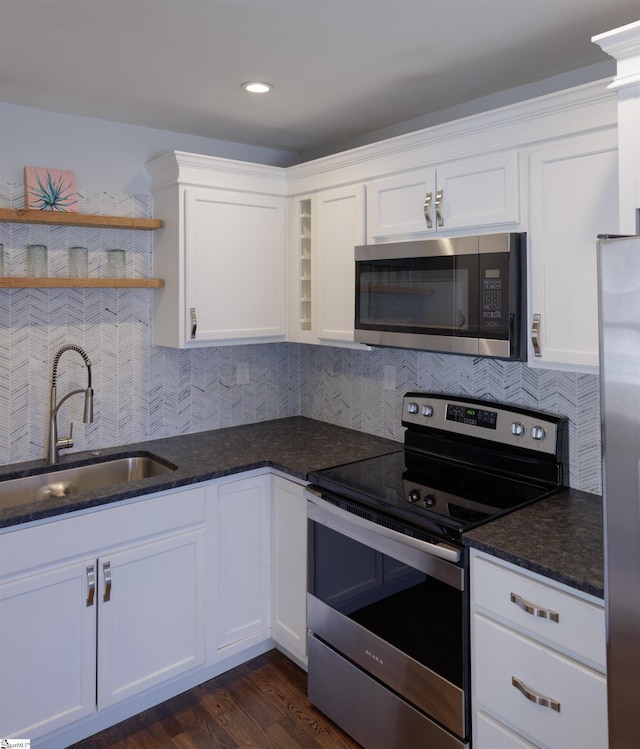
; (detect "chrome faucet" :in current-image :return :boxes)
[47,344,94,464]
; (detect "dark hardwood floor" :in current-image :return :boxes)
[70,649,361,749]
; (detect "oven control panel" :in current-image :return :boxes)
[403,393,561,454]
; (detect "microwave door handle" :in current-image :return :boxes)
[423,191,433,228]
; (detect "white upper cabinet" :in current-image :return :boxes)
[288,184,367,346]
[147,151,287,348]
[528,128,619,372]
[366,152,520,243]
[315,184,366,344]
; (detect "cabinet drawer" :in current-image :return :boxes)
[0,486,206,576]
[472,555,605,669]
[474,615,607,749]
[475,710,538,749]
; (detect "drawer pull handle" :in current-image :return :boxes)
[511,592,559,622]
[512,676,561,713]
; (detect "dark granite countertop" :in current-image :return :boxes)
[0,417,604,601]
[463,487,604,599]
[0,416,401,530]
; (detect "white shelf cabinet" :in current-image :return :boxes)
[527,128,619,372]
[147,151,287,348]
[470,550,607,749]
[0,487,206,741]
[366,152,520,243]
[288,194,315,344]
[288,184,367,346]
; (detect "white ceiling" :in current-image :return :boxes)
[1,0,638,160]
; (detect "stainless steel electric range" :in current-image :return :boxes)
[305,392,568,749]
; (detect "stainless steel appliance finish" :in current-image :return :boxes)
[354,232,526,359]
[308,637,465,749]
[306,392,567,749]
[597,234,640,749]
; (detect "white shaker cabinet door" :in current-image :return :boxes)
[366,153,519,243]
[0,558,97,739]
[213,475,271,656]
[314,184,366,343]
[366,168,436,242]
[185,187,287,344]
[271,476,308,665]
[97,528,206,709]
[528,129,619,371]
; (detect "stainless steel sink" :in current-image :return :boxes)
[0,454,177,509]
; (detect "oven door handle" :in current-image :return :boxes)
[305,488,464,590]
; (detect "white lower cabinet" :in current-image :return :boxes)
[96,529,205,709]
[0,487,206,741]
[0,557,97,739]
[0,471,309,745]
[470,550,607,749]
[271,475,308,664]
[209,474,271,658]
[475,711,539,749]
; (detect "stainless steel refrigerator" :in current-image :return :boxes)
[598,234,640,749]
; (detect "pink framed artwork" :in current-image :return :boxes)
[24,166,78,212]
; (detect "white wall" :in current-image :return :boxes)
[0,102,299,193]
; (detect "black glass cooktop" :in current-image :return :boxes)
[308,449,554,543]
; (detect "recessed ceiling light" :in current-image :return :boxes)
[242,81,273,94]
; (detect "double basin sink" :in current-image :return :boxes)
[0,453,177,509]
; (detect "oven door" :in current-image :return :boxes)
[306,487,469,749]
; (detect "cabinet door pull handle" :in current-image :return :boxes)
[531,313,542,357]
[512,676,561,713]
[423,191,433,228]
[86,564,95,607]
[190,307,197,340]
[510,592,559,622]
[103,561,112,603]
[435,188,444,227]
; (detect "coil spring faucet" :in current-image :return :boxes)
[47,344,94,464]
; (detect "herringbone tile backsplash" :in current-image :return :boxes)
[0,185,601,494]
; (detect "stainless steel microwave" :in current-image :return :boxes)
[354,232,526,360]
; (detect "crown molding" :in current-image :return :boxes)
[593,21,640,91]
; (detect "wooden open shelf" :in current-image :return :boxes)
[0,277,164,289]
[0,208,163,231]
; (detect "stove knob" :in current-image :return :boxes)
[424,494,436,507]
[407,402,419,415]
[511,421,525,437]
[408,489,421,503]
[531,425,546,441]
[422,404,434,417]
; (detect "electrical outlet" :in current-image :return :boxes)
[236,362,250,385]
[383,365,396,391]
